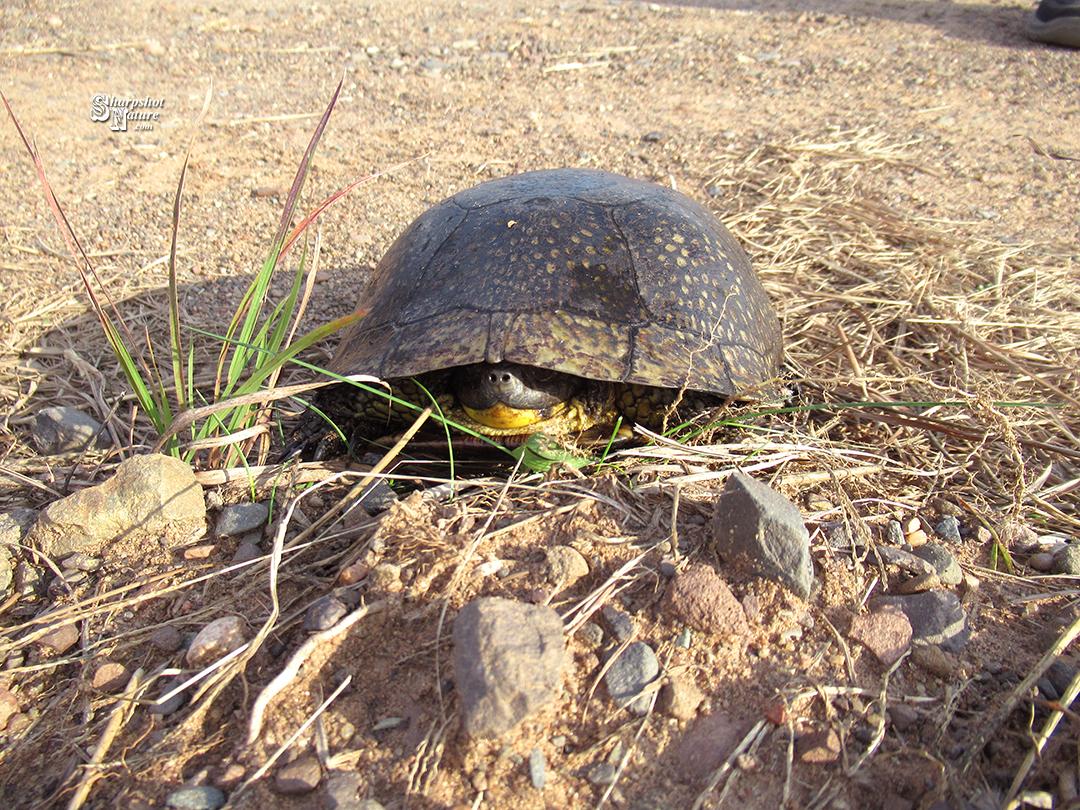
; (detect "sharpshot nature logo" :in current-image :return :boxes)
[90,93,165,132]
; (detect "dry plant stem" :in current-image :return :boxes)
[596,690,658,810]
[231,675,353,805]
[690,718,769,810]
[65,668,144,810]
[846,649,909,776]
[244,600,388,746]
[960,611,1080,774]
[1003,655,1080,807]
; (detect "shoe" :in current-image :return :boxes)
[1026,0,1080,47]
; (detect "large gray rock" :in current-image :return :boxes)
[33,405,111,454]
[453,597,565,737]
[711,470,813,599]
[30,454,205,558]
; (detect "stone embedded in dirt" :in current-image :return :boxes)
[232,541,262,562]
[911,643,960,679]
[673,712,751,782]
[795,728,841,763]
[369,562,404,595]
[604,641,659,716]
[873,545,937,577]
[452,597,565,737]
[32,405,110,454]
[304,596,349,632]
[934,516,962,544]
[275,753,323,795]
[1052,545,1080,575]
[0,688,19,730]
[577,621,604,649]
[602,605,636,642]
[1028,552,1055,572]
[354,480,399,515]
[38,619,79,654]
[662,563,748,636]
[92,662,130,692]
[30,454,205,558]
[887,703,919,732]
[183,544,215,560]
[711,470,813,600]
[546,545,589,589]
[186,615,247,668]
[528,746,546,790]
[659,674,706,721]
[326,769,364,810]
[165,785,226,810]
[911,543,962,585]
[848,605,912,667]
[151,625,185,653]
[0,508,37,593]
[215,502,269,538]
[882,793,915,810]
[886,520,904,544]
[896,572,941,595]
[869,591,969,654]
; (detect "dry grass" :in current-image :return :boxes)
[1,128,1078,809]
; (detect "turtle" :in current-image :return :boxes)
[292,168,782,458]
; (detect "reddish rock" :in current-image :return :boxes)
[673,712,752,782]
[38,620,79,654]
[796,728,841,763]
[0,688,19,730]
[186,615,247,668]
[848,605,912,667]
[663,564,748,636]
[659,675,705,722]
[92,662,130,693]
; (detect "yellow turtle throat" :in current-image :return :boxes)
[459,398,609,436]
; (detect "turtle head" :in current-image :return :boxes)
[452,362,583,430]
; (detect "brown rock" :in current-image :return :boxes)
[275,753,322,795]
[847,606,912,667]
[0,688,19,730]
[674,712,751,782]
[186,615,246,668]
[151,625,184,653]
[795,728,841,763]
[911,643,959,679]
[38,620,79,654]
[659,675,705,722]
[92,662,130,693]
[663,564,748,636]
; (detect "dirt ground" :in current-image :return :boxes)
[1,1,1079,809]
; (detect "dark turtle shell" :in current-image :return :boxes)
[329,168,781,399]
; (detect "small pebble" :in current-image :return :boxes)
[888,703,919,732]
[338,562,370,585]
[905,529,929,546]
[886,520,904,544]
[216,502,269,538]
[92,662,130,692]
[674,628,692,648]
[577,622,604,649]
[275,753,323,795]
[184,544,216,560]
[151,625,185,653]
[546,546,590,589]
[528,747,546,790]
[165,786,226,810]
[325,769,363,810]
[903,516,922,534]
[0,688,20,729]
[62,553,101,572]
[934,516,962,544]
[38,621,79,654]
[186,616,246,668]
[232,542,262,562]
[1028,552,1054,572]
[586,761,616,785]
[795,729,841,763]
[602,605,635,642]
[303,596,349,632]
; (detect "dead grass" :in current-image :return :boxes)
[1,128,1079,809]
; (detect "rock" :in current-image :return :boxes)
[896,572,941,594]
[0,509,37,592]
[546,545,589,589]
[882,794,914,810]
[886,520,904,544]
[674,712,750,782]
[453,597,565,737]
[232,541,262,562]
[602,605,636,642]
[354,480,399,515]
[165,786,226,810]
[911,643,960,679]
[151,625,185,653]
[1028,552,1055,572]
[33,405,110,454]
[92,662,130,692]
[934,516,962,544]
[0,688,19,730]
[663,564,748,636]
[888,703,919,732]
[911,543,962,585]
[38,619,79,654]
[868,591,969,653]
[151,682,186,715]
[604,641,659,715]
[577,621,604,649]
[275,753,323,794]
[660,674,705,721]
[30,454,205,558]
[1052,545,1080,575]
[529,747,546,790]
[795,728,841,763]
[369,562,403,595]
[303,596,349,632]
[847,605,912,667]
[186,615,247,668]
[326,769,363,810]
[586,761,617,785]
[215,502,269,538]
[712,470,813,599]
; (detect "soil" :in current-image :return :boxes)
[1,1,1079,810]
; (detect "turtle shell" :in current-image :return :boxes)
[329,168,781,397]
